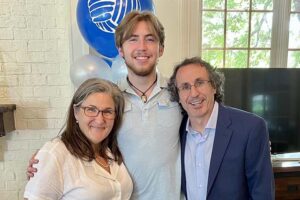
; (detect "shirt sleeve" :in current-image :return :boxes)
[24,147,64,200]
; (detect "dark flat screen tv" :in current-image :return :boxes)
[220,68,300,154]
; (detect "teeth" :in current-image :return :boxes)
[190,99,204,105]
[136,56,148,60]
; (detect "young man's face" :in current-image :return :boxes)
[176,64,216,122]
[118,21,164,77]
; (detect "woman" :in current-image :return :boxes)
[24,78,133,200]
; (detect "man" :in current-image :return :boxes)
[27,11,182,200]
[168,57,275,200]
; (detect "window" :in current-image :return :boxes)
[199,0,300,68]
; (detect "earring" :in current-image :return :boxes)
[76,120,78,124]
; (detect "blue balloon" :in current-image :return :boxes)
[77,0,155,59]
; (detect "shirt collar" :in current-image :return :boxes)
[186,101,219,133]
[117,72,167,93]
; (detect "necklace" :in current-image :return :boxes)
[127,76,157,103]
[95,157,109,168]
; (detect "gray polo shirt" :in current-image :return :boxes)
[117,73,183,200]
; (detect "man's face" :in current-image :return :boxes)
[118,21,164,77]
[176,64,216,122]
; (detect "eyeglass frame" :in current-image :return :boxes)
[77,106,116,120]
[177,79,211,93]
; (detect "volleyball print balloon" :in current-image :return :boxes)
[88,0,141,33]
[77,0,154,59]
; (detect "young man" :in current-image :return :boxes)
[168,57,275,200]
[27,11,182,200]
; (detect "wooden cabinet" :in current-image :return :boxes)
[273,161,300,200]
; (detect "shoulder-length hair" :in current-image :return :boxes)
[61,78,125,165]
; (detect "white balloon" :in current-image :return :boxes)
[111,55,128,83]
[70,55,112,87]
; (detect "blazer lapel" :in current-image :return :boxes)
[180,115,188,198]
[207,105,233,195]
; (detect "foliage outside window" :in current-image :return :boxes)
[200,0,300,68]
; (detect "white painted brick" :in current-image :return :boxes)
[0,3,11,15]
[0,181,5,190]
[6,181,18,191]
[50,97,71,108]
[47,74,69,86]
[57,86,73,98]
[8,87,33,98]
[40,130,60,139]
[2,63,31,74]
[27,119,50,129]
[25,4,42,16]
[0,28,13,39]
[14,119,28,129]
[0,40,24,51]
[7,131,41,141]
[11,3,27,16]
[16,51,44,63]
[0,170,15,180]
[0,16,10,28]
[28,140,47,150]
[14,168,28,181]
[27,40,44,51]
[44,40,58,51]
[0,87,9,98]
[39,0,56,5]
[0,75,18,86]
[41,17,56,28]
[0,191,18,200]
[8,87,33,99]
[1,52,17,63]
[14,29,42,40]
[6,150,38,163]
[18,75,46,86]
[56,15,67,29]
[11,16,27,28]
[33,86,60,97]
[41,5,58,16]
[26,16,42,29]
[4,161,27,171]
[0,162,4,170]
[6,141,29,151]
[31,63,58,74]
[18,98,50,108]
[43,29,66,40]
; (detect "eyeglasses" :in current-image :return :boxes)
[177,79,211,93]
[80,106,116,120]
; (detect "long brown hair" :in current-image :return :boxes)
[115,11,165,48]
[61,78,124,165]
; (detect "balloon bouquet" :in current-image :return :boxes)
[71,0,154,87]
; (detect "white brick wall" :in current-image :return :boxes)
[0,0,73,199]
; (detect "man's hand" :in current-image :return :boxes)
[26,152,38,180]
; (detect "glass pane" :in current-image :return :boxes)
[201,50,224,68]
[249,50,270,68]
[289,14,300,48]
[252,0,273,10]
[291,0,300,12]
[225,50,248,68]
[288,51,300,68]
[227,0,249,10]
[202,11,225,48]
[227,12,249,48]
[250,13,272,48]
[203,0,224,9]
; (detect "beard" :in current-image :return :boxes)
[125,61,157,77]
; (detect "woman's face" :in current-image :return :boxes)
[74,92,115,149]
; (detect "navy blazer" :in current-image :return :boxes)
[180,104,275,200]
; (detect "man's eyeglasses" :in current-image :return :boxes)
[80,106,115,120]
[177,79,211,93]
